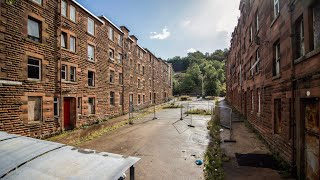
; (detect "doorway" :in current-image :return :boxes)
[301,98,319,180]
[64,97,76,130]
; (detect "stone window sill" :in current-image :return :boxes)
[61,48,77,55]
[294,48,320,65]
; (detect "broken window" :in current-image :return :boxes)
[61,0,67,17]
[273,40,280,76]
[28,96,42,122]
[88,97,95,114]
[78,97,82,115]
[110,91,115,106]
[61,32,67,48]
[70,5,76,22]
[28,17,41,42]
[274,99,282,134]
[28,58,41,80]
[87,17,94,35]
[88,71,95,87]
[54,97,59,117]
[70,66,76,82]
[61,64,67,81]
[295,16,305,58]
[109,70,114,83]
[70,36,76,52]
[311,2,320,50]
[88,44,95,61]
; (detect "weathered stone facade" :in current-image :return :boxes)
[0,0,173,138]
[226,0,320,179]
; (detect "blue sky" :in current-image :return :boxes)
[76,0,240,59]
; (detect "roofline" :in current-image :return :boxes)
[120,26,130,32]
[137,44,147,53]
[99,16,124,34]
[129,35,138,41]
[71,0,104,24]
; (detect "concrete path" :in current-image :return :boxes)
[218,100,293,180]
[79,100,212,180]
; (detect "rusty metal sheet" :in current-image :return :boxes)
[0,135,64,177]
[0,132,20,141]
[3,146,140,180]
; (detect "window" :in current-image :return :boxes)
[130,59,133,67]
[78,97,82,115]
[70,5,76,22]
[295,17,305,58]
[61,64,67,80]
[255,49,260,73]
[149,79,152,86]
[150,92,152,101]
[142,66,145,75]
[28,97,42,122]
[311,3,320,50]
[251,90,254,111]
[143,95,145,103]
[110,91,115,106]
[255,11,259,32]
[61,0,67,17]
[138,95,141,104]
[249,25,253,43]
[88,71,95,87]
[61,32,67,48]
[118,53,122,64]
[118,34,122,46]
[28,17,41,42]
[109,48,115,60]
[119,93,123,105]
[274,99,281,134]
[88,44,95,61]
[138,64,141,73]
[257,90,261,113]
[109,70,114,83]
[119,73,123,85]
[88,98,95,114]
[54,97,59,117]
[138,79,141,88]
[130,76,133,84]
[273,0,280,18]
[70,36,76,52]
[250,58,254,77]
[28,58,41,80]
[32,0,42,5]
[109,27,114,41]
[70,66,76,82]
[87,18,94,35]
[273,41,280,76]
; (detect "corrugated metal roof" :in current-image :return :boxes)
[0,132,140,179]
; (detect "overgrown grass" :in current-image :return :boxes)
[185,108,211,115]
[204,115,224,180]
[180,96,192,101]
[163,103,183,109]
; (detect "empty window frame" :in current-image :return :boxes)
[54,97,59,117]
[295,16,305,58]
[70,66,76,82]
[110,91,115,106]
[274,99,281,134]
[61,64,67,81]
[28,58,41,80]
[28,96,42,122]
[273,40,280,76]
[88,71,95,87]
[70,5,76,22]
[28,17,41,42]
[87,17,95,35]
[88,44,95,61]
[109,70,114,83]
[88,97,95,114]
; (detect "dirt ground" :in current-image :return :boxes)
[79,100,212,180]
[218,99,294,180]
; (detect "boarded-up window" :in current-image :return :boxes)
[28,97,42,122]
[88,98,95,114]
[274,99,282,134]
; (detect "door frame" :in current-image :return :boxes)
[63,97,76,130]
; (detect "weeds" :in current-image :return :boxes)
[163,103,183,109]
[185,108,211,115]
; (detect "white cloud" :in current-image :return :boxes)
[181,19,191,27]
[187,48,197,53]
[150,27,171,40]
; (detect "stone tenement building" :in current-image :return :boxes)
[226,0,319,179]
[0,0,173,137]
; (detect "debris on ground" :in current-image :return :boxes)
[195,159,203,165]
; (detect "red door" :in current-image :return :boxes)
[64,98,71,129]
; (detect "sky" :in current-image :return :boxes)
[76,0,240,59]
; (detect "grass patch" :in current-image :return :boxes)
[204,115,224,180]
[185,108,211,115]
[163,103,183,109]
